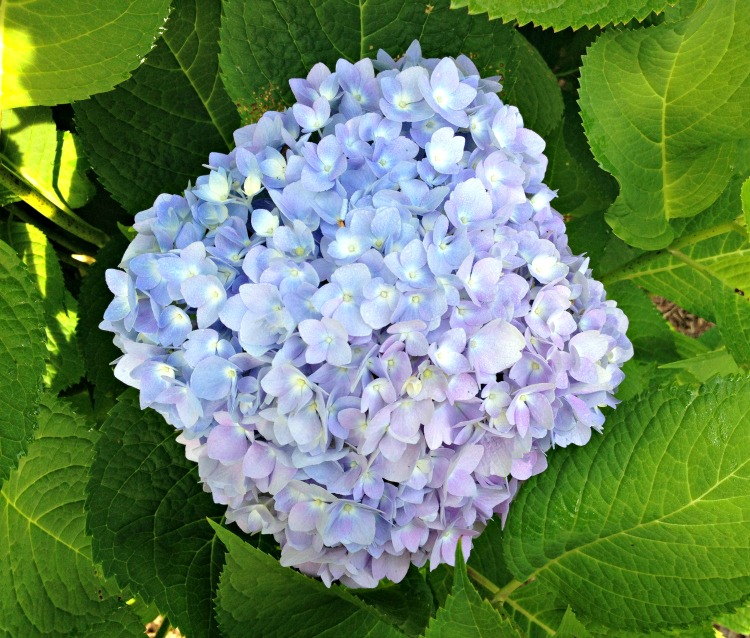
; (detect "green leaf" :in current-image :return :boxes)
[579,0,750,249]
[503,376,750,631]
[659,347,739,383]
[556,607,592,638]
[219,0,562,136]
[716,604,750,634]
[497,579,567,638]
[425,564,454,610]
[87,390,226,638]
[607,281,678,364]
[0,239,46,489]
[211,521,408,638]
[449,0,672,30]
[75,0,240,214]
[742,176,750,229]
[0,107,95,213]
[0,0,172,109]
[712,280,750,367]
[600,281,680,398]
[77,234,129,415]
[2,222,83,392]
[355,568,434,637]
[423,547,521,638]
[545,96,618,218]
[601,177,749,323]
[466,517,514,597]
[0,394,142,636]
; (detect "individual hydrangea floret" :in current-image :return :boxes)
[102,41,633,589]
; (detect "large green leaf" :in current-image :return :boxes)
[601,177,749,322]
[2,222,83,392]
[0,107,95,212]
[75,0,240,214]
[423,548,521,638]
[498,579,567,638]
[579,0,750,249]
[503,376,750,631]
[211,521,408,638]
[87,390,226,638]
[0,0,172,109]
[355,568,434,637]
[545,96,618,218]
[219,0,562,136]
[712,280,750,368]
[77,234,129,415]
[0,395,142,636]
[449,0,672,30]
[0,239,45,489]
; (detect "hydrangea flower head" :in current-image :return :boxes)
[102,41,633,588]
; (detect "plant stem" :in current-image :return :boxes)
[492,577,524,603]
[555,67,580,79]
[466,566,501,596]
[0,165,108,248]
[153,617,171,638]
[600,218,746,286]
[4,203,96,257]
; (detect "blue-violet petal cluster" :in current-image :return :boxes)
[102,41,633,588]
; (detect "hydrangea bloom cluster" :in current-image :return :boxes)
[102,41,632,588]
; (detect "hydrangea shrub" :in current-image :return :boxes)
[102,42,632,587]
[1,0,749,636]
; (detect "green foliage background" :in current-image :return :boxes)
[0,0,749,635]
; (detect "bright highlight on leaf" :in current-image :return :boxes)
[0,107,95,213]
[2,222,84,392]
[0,0,172,109]
[579,0,750,249]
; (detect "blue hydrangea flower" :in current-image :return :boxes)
[102,41,633,589]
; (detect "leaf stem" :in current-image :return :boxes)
[466,566,500,596]
[600,219,746,286]
[554,67,580,79]
[492,578,524,603]
[0,165,108,248]
[4,203,95,257]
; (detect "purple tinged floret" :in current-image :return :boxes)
[102,40,633,590]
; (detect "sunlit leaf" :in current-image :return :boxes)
[0,395,142,636]
[579,0,750,249]
[2,222,83,392]
[0,0,171,109]
[0,107,95,212]
[0,239,45,489]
